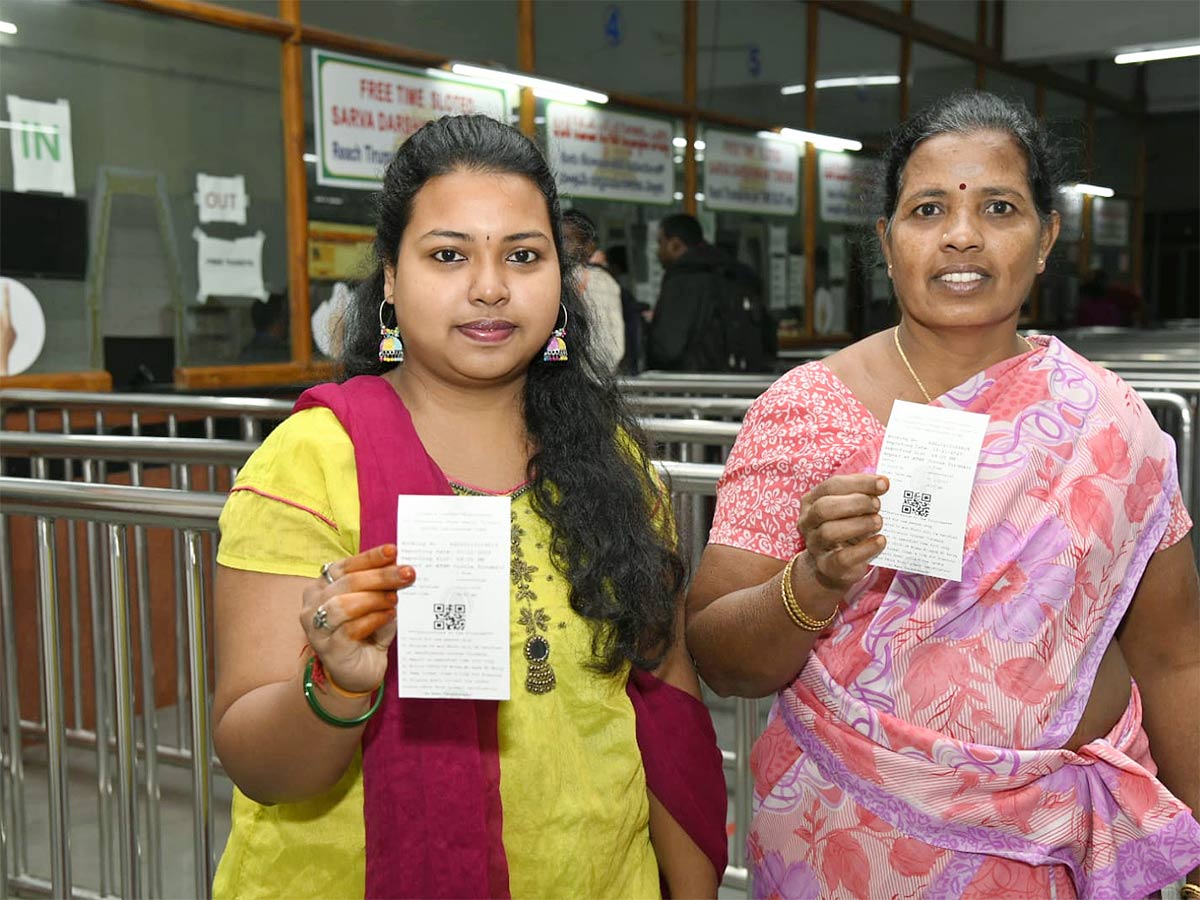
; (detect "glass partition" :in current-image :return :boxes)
[697,0,807,124]
[0,0,287,377]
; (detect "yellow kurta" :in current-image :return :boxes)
[213,407,660,899]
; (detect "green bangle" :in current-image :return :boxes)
[302,657,384,728]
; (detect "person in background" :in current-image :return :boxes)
[561,209,625,374]
[687,91,1200,897]
[648,213,774,372]
[239,292,290,363]
[211,115,726,900]
[604,243,650,374]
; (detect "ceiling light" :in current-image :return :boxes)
[672,136,688,148]
[0,120,57,135]
[450,63,607,105]
[0,21,16,35]
[1072,183,1115,198]
[302,153,318,164]
[694,139,706,150]
[1114,43,1200,64]
[780,75,900,95]
[758,128,862,153]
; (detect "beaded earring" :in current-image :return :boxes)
[378,299,404,363]
[542,304,568,363]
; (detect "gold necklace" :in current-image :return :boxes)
[893,326,932,403]
[892,327,1037,404]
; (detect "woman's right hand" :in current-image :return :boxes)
[299,543,415,693]
[796,474,889,594]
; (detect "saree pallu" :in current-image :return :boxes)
[734,338,1200,898]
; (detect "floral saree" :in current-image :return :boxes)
[710,336,1200,898]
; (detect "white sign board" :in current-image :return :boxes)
[703,130,799,216]
[195,173,249,225]
[6,96,75,196]
[313,50,508,190]
[546,103,674,205]
[819,152,874,224]
[0,278,47,376]
[1091,197,1129,248]
[193,229,267,302]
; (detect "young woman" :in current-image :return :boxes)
[212,115,726,899]
[687,92,1200,898]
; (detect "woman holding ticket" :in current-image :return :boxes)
[210,115,726,898]
[688,91,1199,898]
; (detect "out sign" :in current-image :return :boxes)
[195,173,249,225]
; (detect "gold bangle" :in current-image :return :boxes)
[1180,883,1200,899]
[780,553,839,632]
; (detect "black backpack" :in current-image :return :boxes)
[710,264,775,372]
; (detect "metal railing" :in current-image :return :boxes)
[0,458,758,899]
[3,367,1195,898]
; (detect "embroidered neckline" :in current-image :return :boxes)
[449,480,533,500]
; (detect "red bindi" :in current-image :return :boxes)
[959,183,967,190]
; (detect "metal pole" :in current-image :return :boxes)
[62,410,83,732]
[35,517,72,897]
[105,525,142,899]
[733,696,757,896]
[182,530,213,898]
[82,461,113,895]
[168,415,188,752]
[127,415,163,898]
[0,514,29,876]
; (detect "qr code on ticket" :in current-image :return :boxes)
[901,490,932,518]
[433,603,467,631]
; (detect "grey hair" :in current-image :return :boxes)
[878,90,1066,234]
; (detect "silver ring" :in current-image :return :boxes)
[312,605,330,631]
[320,561,336,585]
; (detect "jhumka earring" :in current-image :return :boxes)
[542,303,568,363]
[378,299,404,363]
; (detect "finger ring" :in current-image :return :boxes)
[320,561,336,585]
[313,605,330,631]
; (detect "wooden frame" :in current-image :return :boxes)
[3,0,1147,391]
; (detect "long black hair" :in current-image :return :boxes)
[341,115,685,673]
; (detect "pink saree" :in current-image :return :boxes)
[711,336,1200,898]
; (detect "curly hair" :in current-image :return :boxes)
[339,115,685,673]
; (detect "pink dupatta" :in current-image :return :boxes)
[296,376,727,898]
[750,338,1200,898]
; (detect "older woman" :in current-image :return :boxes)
[687,91,1200,898]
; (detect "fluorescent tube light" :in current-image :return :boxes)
[450,63,607,105]
[0,120,56,135]
[1072,183,1115,198]
[758,128,862,153]
[302,153,318,164]
[781,74,900,95]
[1114,44,1200,64]
[0,21,16,35]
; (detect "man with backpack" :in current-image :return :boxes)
[646,214,776,372]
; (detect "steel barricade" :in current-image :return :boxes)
[0,478,224,900]
[1,458,759,898]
